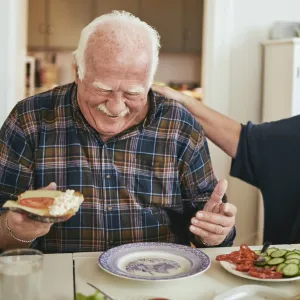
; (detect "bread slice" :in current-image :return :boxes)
[3,189,84,223]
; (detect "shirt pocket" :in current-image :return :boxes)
[130,155,181,208]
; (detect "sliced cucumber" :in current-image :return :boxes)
[267,257,285,265]
[254,256,271,267]
[286,251,299,257]
[285,258,300,265]
[266,248,278,256]
[254,250,261,255]
[270,250,288,258]
[276,263,287,273]
[285,253,300,260]
[282,264,299,277]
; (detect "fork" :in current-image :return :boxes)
[254,241,271,263]
[86,282,114,300]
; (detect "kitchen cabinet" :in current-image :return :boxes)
[139,0,203,53]
[27,0,47,48]
[93,0,139,18]
[27,0,203,53]
[27,0,93,50]
[48,0,94,49]
[262,38,300,121]
[183,0,203,53]
[139,0,183,52]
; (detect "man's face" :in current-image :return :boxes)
[76,29,152,141]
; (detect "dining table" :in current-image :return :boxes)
[42,244,300,300]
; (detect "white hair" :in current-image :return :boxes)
[73,10,161,84]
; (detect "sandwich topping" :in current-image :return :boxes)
[19,197,54,209]
[48,190,84,216]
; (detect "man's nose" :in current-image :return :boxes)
[106,92,127,115]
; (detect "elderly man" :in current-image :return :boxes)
[0,11,236,253]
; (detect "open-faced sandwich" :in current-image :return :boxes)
[3,189,84,223]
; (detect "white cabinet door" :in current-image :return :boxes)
[48,0,94,49]
[291,46,300,116]
[27,0,47,48]
[183,0,203,53]
[93,0,139,18]
[139,0,184,52]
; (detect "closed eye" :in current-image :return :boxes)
[125,92,140,96]
[99,89,112,93]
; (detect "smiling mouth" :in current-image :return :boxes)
[107,114,120,119]
[97,105,130,118]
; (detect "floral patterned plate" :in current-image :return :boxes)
[98,242,211,281]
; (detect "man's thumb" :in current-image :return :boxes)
[204,179,228,212]
[41,182,57,190]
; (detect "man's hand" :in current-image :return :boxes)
[6,182,57,241]
[189,179,237,246]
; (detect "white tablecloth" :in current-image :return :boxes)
[43,253,74,300]
[73,245,300,300]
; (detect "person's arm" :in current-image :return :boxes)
[179,119,236,247]
[0,211,52,250]
[0,213,31,250]
[0,106,52,250]
[152,85,241,158]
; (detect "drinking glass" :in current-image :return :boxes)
[0,249,43,300]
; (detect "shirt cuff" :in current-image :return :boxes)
[191,227,236,248]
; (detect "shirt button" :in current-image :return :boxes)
[107,206,113,211]
[106,175,111,179]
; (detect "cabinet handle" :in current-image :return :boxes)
[297,67,300,78]
[47,25,54,35]
[38,24,47,34]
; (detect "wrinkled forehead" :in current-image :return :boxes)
[85,25,152,69]
[84,27,153,82]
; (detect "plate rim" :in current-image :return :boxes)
[212,284,292,300]
[98,242,211,281]
[220,259,300,282]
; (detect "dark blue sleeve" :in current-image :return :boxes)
[230,122,260,188]
[230,116,300,190]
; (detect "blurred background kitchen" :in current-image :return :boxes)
[2,0,300,247]
[26,0,204,100]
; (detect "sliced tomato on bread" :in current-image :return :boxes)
[19,197,54,208]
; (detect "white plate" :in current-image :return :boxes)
[213,284,292,300]
[220,260,300,282]
[98,242,211,281]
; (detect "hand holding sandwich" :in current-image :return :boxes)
[1,182,84,250]
[1,182,57,249]
[7,182,58,242]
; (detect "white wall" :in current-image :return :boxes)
[203,0,300,245]
[0,0,28,126]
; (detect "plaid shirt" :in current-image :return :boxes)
[0,83,235,253]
